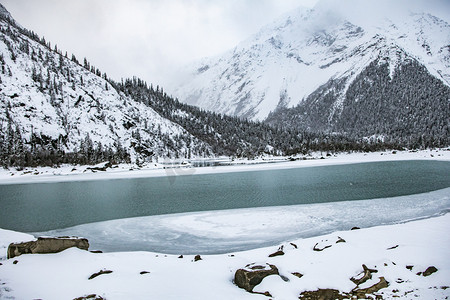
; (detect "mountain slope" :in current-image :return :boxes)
[174,0,450,124]
[1,5,381,168]
[0,8,213,166]
[267,55,450,148]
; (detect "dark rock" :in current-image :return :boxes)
[290,242,298,249]
[299,289,349,299]
[268,250,284,257]
[280,275,290,282]
[178,255,183,259]
[86,166,107,172]
[422,266,438,277]
[13,260,18,264]
[90,250,103,254]
[313,242,332,251]
[352,277,389,298]
[234,263,279,292]
[73,294,105,300]
[253,291,272,297]
[292,272,303,278]
[387,245,399,250]
[336,237,346,243]
[406,265,414,271]
[351,227,360,230]
[88,269,113,280]
[140,271,150,275]
[194,255,202,262]
[351,264,378,285]
[8,237,89,259]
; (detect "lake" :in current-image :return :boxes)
[0,160,449,233]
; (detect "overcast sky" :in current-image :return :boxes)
[1,0,318,88]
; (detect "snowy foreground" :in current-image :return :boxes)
[0,214,449,299]
[0,149,449,299]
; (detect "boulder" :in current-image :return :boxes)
[194,254,202,262]
[234,263,279,292]
[422,266,438,277]
[7,236,89,259]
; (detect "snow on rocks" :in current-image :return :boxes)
[234,263,279,293]
[0,214,449,299]
[7,236,89,259]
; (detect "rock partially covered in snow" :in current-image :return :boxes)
[7,236,89,259]
[234,263,279,292]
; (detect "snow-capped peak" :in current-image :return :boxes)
[174,0,450,121]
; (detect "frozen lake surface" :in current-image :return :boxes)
[0,160,449,253]
[35,188,450,254]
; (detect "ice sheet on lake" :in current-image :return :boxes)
[34,188,450,254]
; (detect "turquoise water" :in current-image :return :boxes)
[0,160,449,232]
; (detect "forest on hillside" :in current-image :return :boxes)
[0,12,445,168]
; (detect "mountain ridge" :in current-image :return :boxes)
[1,4,383,168]
[0,3,447,168]
[174,0,450,124]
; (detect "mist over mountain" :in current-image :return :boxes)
[174,0,449,147]
[1,4,383,168]
[0,1,448,168]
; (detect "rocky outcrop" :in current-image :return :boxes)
[299,288,349,299]
[7,237,89,259]
[350,264,378,285]
[352,277,389,298]
[234,263,279,292]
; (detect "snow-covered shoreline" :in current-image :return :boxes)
[0,149,449,299]
[0,148,449,185]
[1,213,449,299]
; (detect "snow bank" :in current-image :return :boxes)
[0,214,449,299]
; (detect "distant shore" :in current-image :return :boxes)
[0,148,448,185]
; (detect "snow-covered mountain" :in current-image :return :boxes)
[174,0,450,121]
[3,3,361,167]
[0,5,212,165]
